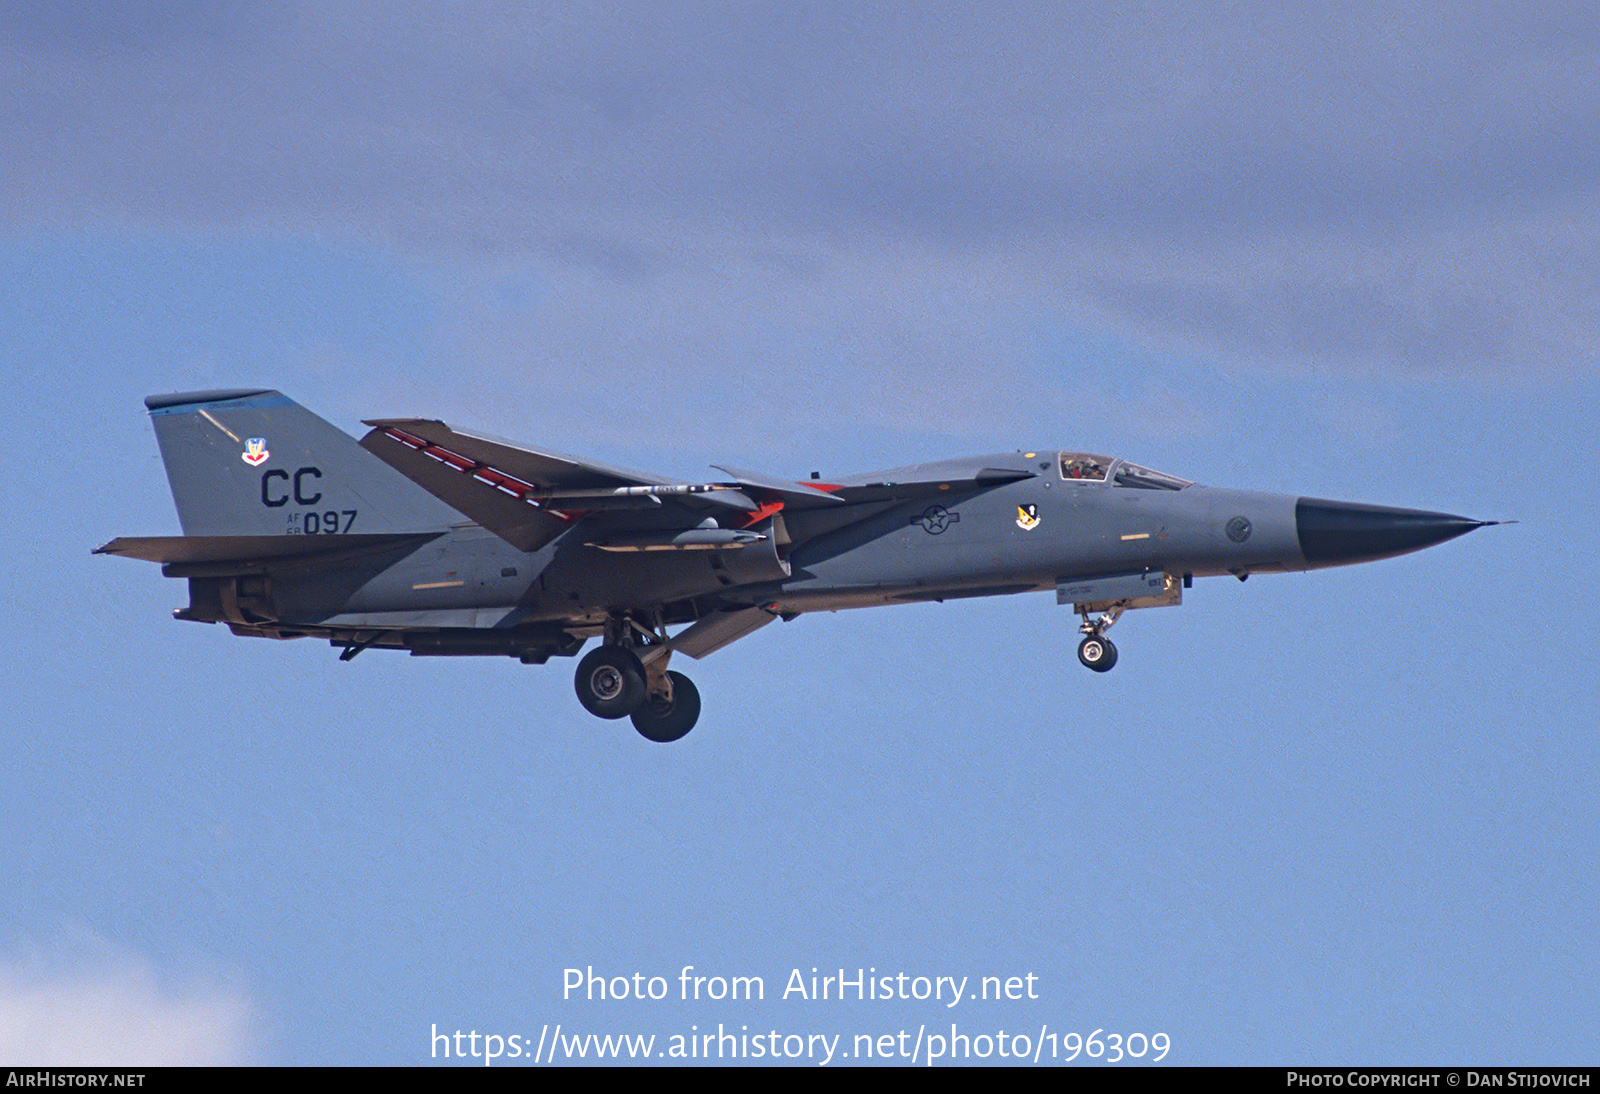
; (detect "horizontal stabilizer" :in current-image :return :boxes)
[95,532,441,568]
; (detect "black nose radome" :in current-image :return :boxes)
[1296,497,1491,568]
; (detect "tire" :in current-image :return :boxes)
[1077,636,1118,672]
[630,671,701,743]
[574,646,647,719]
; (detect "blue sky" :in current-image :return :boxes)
[2,1,1596,1066]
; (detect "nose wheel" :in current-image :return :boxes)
[1076,607,1123,673]
[1077,635,1118,672]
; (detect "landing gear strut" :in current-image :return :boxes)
[1076,607,1122,673]
[572,614,703,741]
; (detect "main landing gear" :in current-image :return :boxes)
[1076,607,1122,673]
[574,646,647,718]
[573,616,702,742]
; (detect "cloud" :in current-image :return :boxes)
[0,933,261,1066]
[1082,273,1519,370]
[4,2,1595,385]
[8,2,1595,238]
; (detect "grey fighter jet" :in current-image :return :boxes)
[98,389,1498,742]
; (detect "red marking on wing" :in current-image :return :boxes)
[377,426,577,523]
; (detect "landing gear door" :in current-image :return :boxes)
[1055,571,1182,612]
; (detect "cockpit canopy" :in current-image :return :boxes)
[1059,452,1191,490]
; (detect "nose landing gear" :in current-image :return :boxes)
[1077,635,1118,671]
[1076,607,1122,673]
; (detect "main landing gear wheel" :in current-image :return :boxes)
[574,646,647,718]
[630,671,701,743]
[1077,636,1118,672]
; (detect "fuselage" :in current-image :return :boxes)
[257,448,1481,631]
[772,453,1302,612]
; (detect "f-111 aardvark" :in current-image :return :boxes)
[99,389,1497,742]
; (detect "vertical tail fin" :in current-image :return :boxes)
[146,389,460,536]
